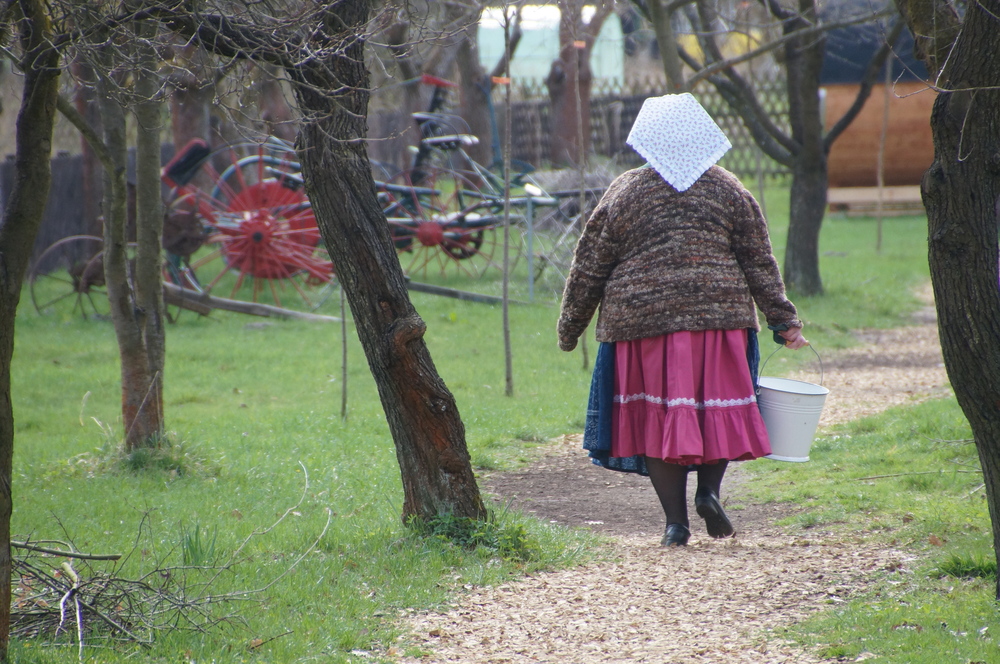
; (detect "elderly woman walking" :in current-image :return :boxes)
[558,94,807,546]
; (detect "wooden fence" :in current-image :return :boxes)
[368,74,792,180]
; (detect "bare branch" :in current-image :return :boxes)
[584,0,616,39]
[52,91,117,192]
[678,42,798,162]
[11,540,122,561]
[687,8,897,88]
[150,7,298,66]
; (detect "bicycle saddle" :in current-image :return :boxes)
[421,134,479,149]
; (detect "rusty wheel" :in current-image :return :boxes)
[29,235,110,319]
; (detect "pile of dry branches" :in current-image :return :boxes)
[11,537,248,658]
[11,465,329,660]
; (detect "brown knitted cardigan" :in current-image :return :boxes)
[557,165,800,351]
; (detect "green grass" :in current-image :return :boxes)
[9,183,960,662]
[744,394,1000,662]
[11,280,602,663]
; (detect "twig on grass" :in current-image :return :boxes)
[249,629,294,650]
[205,460,311,587]
[922,434,975,446]
[12,540,121,561]
[855,469,982,481]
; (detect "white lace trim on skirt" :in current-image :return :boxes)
[614,393,757,409]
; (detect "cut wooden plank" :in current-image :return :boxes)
[827,186,924,216]
[163,282,341,322]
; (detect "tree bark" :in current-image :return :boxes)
[456,20,495,168]
[0,2,61,657]
[290,2,486,521]
[133,21,167,443]
[546,0,596,167]
[648,0,686,91]
[97,39,163,451]
[168,42,217,191]
[169,43,214,151]
[257,64,298,143]
[781,0,827,294]
[71,59,104,237]
[784,149,827,294]
[896,0,1000,599]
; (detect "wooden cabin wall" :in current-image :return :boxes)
[824,81,935,188]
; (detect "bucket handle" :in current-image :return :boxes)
[759,343,824,386]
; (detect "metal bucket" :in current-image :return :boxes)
[756,345,828,462]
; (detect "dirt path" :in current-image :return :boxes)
[400,300,950,664]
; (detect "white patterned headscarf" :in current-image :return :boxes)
[626,93,732,192]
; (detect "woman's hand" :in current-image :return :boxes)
[778,326,809,350]
[559,335,578,352]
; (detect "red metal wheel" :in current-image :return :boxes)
[164,141,334,311]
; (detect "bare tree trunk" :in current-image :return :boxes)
[133,21,167,441]
[648,0,686,91]
[546,1,613,167]
[546,47,594,166]
[0,2,61,657]
[784,148,827,295]
[896,0,1000,599]
[97,41,162,451]
[169,42,218,192]
[71,60,104,237]
[170,43,214,151]
[779,0,827,295]
[291,2,486,521]
[455,13,494,168]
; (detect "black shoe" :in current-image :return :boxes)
[661,523,690,547]
[695,489,735,538]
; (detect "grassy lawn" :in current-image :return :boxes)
[10,286,599,663]
[11,184,997,663]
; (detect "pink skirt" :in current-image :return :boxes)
[611,330,771,465]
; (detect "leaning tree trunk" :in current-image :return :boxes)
[291,2,485,522]
[917,5,1000,599]
[0,2,61,657]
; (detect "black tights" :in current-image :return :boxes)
[646,458,729,527]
